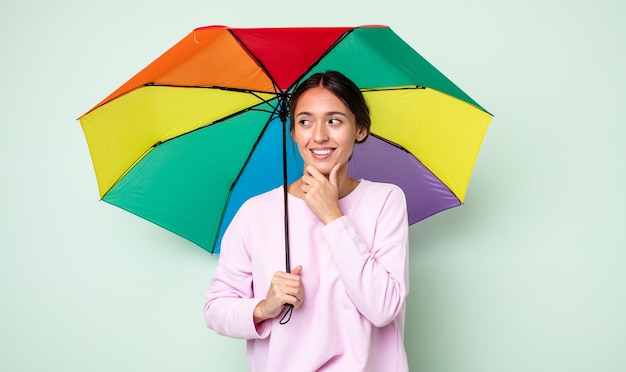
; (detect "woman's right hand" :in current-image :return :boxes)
[253,265,304,323]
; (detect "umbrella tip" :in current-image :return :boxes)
[194,25,229,32]
[358,24,389,29]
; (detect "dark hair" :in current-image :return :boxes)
[289,71,370,143]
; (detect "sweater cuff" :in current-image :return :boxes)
[249,299,271,339]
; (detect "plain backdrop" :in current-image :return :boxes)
[1,0,625,371]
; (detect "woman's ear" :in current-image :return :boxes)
[355,126,368,143]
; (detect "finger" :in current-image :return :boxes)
[272,272,298,285]
[269,284,300,308]
[281,284,303,299]
[305,165,324,180]
[273,272,303,289]
[283,295,301,309]
[300,175,311,193]
[291,294,304,309]
[273,269,301,278]
[283,286,304,308]
[301,172,312,184]
[329,163,340,187]
[291,265,303,276]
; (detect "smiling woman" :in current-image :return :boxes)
[204,71,411,371]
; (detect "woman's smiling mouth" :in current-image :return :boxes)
[312,148,333,155]
[311,148,334,157]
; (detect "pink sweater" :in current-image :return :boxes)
[204,180,409,371]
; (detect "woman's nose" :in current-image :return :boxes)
[313,123,328,142]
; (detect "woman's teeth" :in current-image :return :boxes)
[312,149,332,155]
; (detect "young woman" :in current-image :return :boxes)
[204,71,409,371]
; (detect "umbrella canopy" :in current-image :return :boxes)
[79,25,492,254]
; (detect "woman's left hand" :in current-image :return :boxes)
[300,164,344,224]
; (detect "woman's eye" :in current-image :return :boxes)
[329,118,341,125]
[299,119,310,126]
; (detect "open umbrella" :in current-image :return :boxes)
[78,25,492,262]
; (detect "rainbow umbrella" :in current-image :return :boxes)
[79,25,492,257]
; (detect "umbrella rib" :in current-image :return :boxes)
[143,83,281,116]
[81,84,279,118]
[226,109,280,192]
[145,82,278,95]
[103,94,279,198]
[360,85,426,92]
[209,107,280,252]
[161,105,277,147]
[101,143,158,200]
[227,30,282,94]
[367,132,412,153]
[154,88,280,146]
[364,133,466,223]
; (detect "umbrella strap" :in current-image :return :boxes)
[279,305,294,325]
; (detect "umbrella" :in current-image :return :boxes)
[78,25,492,261]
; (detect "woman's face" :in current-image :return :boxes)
[291,87,367,177]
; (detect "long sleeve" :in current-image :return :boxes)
[321,184,409,327]
[203,205,270,340]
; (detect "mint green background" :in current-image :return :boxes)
[1,1,624,371]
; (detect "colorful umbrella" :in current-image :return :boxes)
[78,25,492,257]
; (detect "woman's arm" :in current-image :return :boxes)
[203,209,269,339]
[321,186,409,327]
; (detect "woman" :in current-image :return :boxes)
[204,71,409,371]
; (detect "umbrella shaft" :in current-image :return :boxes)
[279,94,291,273]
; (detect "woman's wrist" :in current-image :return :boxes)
[253,300,267,324]
[321,209,344,225]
